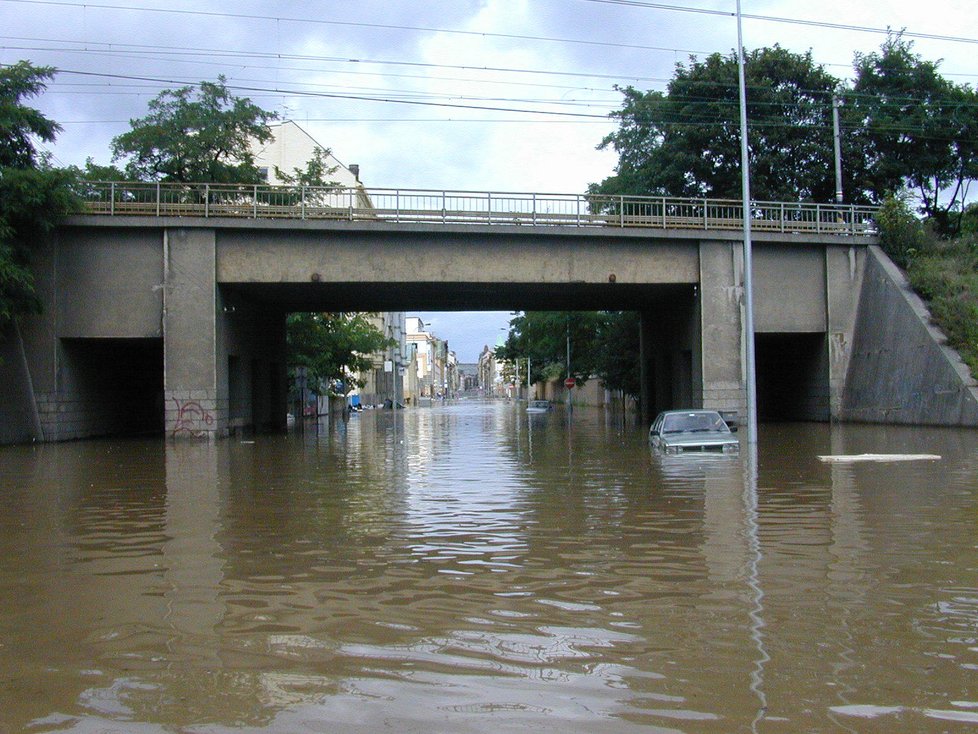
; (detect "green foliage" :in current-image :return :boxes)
[497,311,601,386]
[960,203,978,237]
[929,293,978,377]
[273,147,339,187]
[593,36,978,238]
[592,46,844,203]
[906,236,978,377]
[110,76,276,184]
[0,61,61,169]
[77,157,126,181]
[0,238,39,326]
[875,195,930,268]
[0,61,78,331]
[270,146,344,208]
[592,311,641,398]
[497,311,641,397]
[847,35,978,235]
[0,166,79,325]
[286,312,394,395]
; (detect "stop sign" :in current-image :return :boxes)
[564,377,576,388]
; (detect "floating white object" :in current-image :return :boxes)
[817,453,941,463]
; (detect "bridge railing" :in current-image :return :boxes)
[76,181,878,235]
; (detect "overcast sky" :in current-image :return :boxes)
[3,0,976,360]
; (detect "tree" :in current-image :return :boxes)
[498,311,643,399]
[591,46,845,203]
[847,35,978,234]
[0,61,61,169]
[0,61,77,331]
[286,312,394,397]
[592,311,641,399]
[110,76,276,184]
[268,145,345,209]
[496,311,602,386]
[273,146,339,187]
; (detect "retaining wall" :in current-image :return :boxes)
[840,246,978,426]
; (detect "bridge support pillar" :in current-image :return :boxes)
[163,228,227,439]
[639,312,654,425]
[699,241,747,418]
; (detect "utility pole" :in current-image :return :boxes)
[832,94,844,204]
[736,0,758,445]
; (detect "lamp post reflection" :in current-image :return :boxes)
[742,441,768,731]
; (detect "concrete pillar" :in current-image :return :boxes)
[638,311,654,424]
[825,246,864,419]
[699,241,746,416]
[163,228,227,439]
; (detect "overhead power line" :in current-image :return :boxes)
[581,0,978,45]
[0,36,668,91]
[29,66,976,145]
[0,0,706,55]
[49,67,615,119]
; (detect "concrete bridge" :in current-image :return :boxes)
[1,184,975,443]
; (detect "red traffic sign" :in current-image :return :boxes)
[564,377,576,388]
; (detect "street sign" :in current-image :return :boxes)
[564,377,576,388]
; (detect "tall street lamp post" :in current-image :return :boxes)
[736,0,758,446]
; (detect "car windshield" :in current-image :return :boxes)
[661,412,727,434]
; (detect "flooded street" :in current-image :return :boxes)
[1,401,977,733]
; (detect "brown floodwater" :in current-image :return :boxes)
[1,401,976,733]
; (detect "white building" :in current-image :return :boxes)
[406,318,458,401]
[252,120,362,188]
[406,318,436,399]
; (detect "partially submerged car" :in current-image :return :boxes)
[649,410,739,455]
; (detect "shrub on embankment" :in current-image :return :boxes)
[877,197,978,378]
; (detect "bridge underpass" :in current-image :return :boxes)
[222,278,703,426]
[10,188,973,442]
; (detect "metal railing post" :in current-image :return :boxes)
[780,202,785,233]
[532,193,537,225]
[662,197,667,228]
[816,204,821,233]
[155,182,160,217]
[703,199,709,229]
[487,191,492,224]
[619,195,624,227]
[204,184,210,218]
[109,182,116,216]
[253,185,258,219]
[576,195,581,226]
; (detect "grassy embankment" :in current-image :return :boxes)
[877,198,978,379]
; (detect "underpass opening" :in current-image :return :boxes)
[222,281,700,432]
[59,338,164,438]
[755,332,829,422]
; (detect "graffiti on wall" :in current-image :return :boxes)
[170,398,215,438]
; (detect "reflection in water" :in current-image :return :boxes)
[741,443,768,733]
[0,405,976,732]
